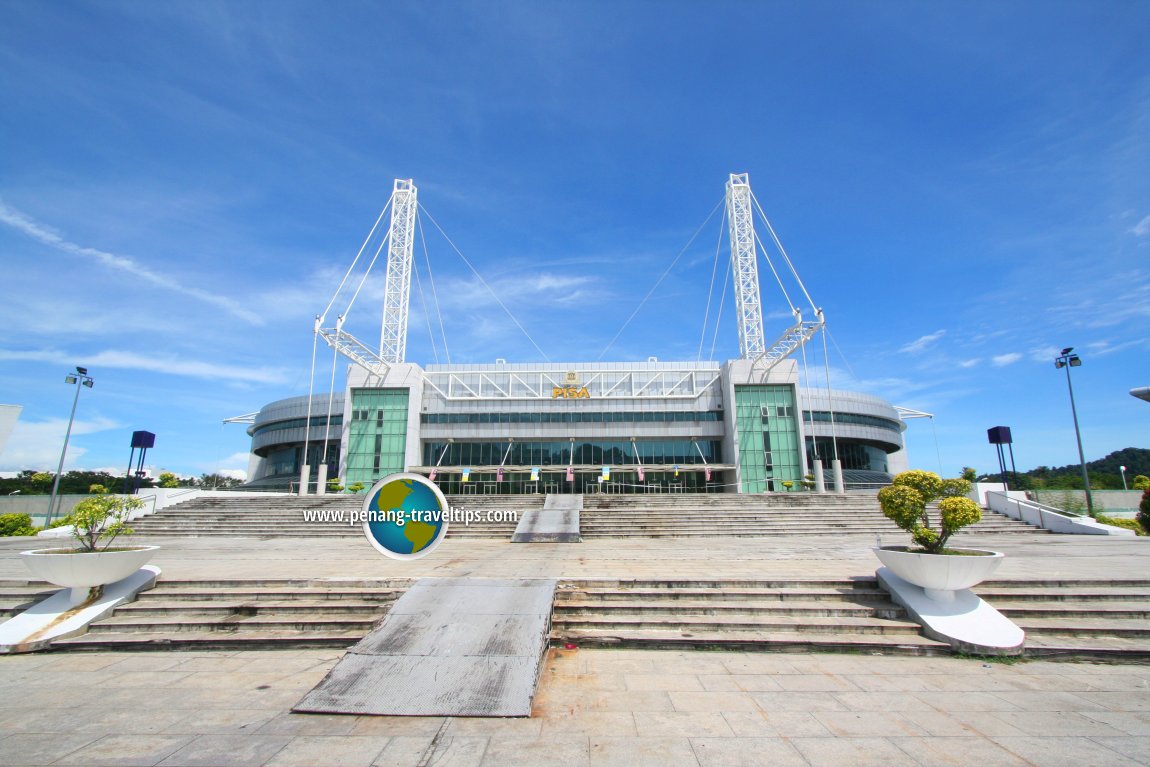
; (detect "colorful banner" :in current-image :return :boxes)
[497,468,504,482]
[566,466,574,482]
[704,467,711,481]
[461,468,471,483]
[601,466,610,481]
[429,469,437,481]
[530,467,540,481]
[673,465,680,478]
[637,467,645,482]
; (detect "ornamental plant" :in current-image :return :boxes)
[877,470,982,554]
[69,488,144,552]
[1138,489,1150,535]
[1134,475,1150,492]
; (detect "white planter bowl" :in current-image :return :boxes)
[21,546,159,604]
[874,546,1003,602]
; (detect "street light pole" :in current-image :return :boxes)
[46,367,94,526]
[1054,348,1093,517]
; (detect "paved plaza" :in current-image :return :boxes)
[1,532,1149,766]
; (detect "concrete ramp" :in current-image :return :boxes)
[294,578,556,717]
[511,494,582,542]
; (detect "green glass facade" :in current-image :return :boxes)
[734,384,803,493]
[345,388,409,487]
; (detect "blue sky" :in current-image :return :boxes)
[1,1,1147,479]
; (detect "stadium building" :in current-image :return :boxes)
[238,176,911,494]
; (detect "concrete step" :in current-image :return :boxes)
[552,613,922,635]
[553,629,950,656]
[554,600,906,619]
[54,630,366,651]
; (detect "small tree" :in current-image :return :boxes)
[961,467,978,483]
[347,482,365,493]
[877,470,982,554]
[69,488,143,552]
[1133,475,1150,492]
[158,472,180,488]
[1138,490,1150,535]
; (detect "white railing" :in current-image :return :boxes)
[986,491,1135,536]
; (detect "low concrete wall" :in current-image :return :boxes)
[0,496,90,527]
[1032,489,1145,513]
[987,491,1136,536]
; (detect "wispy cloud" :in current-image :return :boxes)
[0,200,264,326]
[1132,214,1150,237]
[957,359,980,368]
[992,352,1022,367]
[0,416,121,471]
[0,349,288,385]
[900,329,946,354]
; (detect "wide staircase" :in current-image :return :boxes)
[551,577,948,656]
[974,579,1150,658]
[580,493,1042,538]
[127,493,541,539]
[52,578,411,651]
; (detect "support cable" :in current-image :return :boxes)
[421,205,551,362]
[342,230,390,319]
[598,197,724,361]
[708,254,732,361]
[819,322,840,462]
[321,319,343,483]
[697,207,727,361]
[417,212,451,364]
[300,316,321,492]
[751,227,797,313]
[751,192,819,313]
[321,199,392,323]
[411,242,440,364]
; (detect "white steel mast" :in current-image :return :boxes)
[380,179,417,363]
[725,173,766,360]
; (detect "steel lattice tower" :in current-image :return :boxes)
[725,173,766,360]
[379,179,418,363]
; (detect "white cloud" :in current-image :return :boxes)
[1132,214,1150,237]
[0,416,121,471]
[0,200,264,326]
[899,329,946,354]
[198,452,251,481]
[0,348,289,385]
[992,353,1022,367]
[957,359,980,368]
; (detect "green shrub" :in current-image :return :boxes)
[70,492,143,552]
[0,513,39,537]
[877,470,981,554]
[1133,475,1149,491]
[1095,514,1147,536]
[1138,490,1150,535]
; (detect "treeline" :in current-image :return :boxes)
[0,470,243,495]
[981,447,1150,490]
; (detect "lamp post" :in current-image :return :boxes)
[46,367,94,526]
[1053,348,1093,517]
[1120,465,1128,491]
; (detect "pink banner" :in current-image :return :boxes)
[637,467,645,482]
[566,466,574,482]
[497,468,504,482]
[704,467,711,481]
[429,470,437,481]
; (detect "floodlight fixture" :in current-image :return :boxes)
[47,367,95,526]
[64,375,77,384]
[76,366,88,375]
[1053,348,1093,516]
[1061,347,1073,355]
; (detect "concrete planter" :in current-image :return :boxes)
[21,546,159,606]
[873,546,1003,602]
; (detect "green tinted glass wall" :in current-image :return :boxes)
[346,388,409,487]
[733,385,802,493]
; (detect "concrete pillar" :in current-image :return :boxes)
[317,463,328,495]
[298,464,310,496]
[831,459,845,494]
[813,460,826,493]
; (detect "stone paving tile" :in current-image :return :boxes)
[842,674,944,692]
[348,717,447,737]
[990,690,1114,711]
[896,708,994,737]
[633,712,735,737]
[588,736,699,767]
[989,736,1146,767]
[262,735,390,767]
[997,711,1129,737]
[910,691,1024,712]
[773,673,861,692]
[668,691,762,713]
[372,735,488,767]
[1090,736,1150,765]
[443,717,544,738]
[1078,691,1150,711]
[55,734,195,767]
[690,737,808,767]
[536,689,674,713]
[477,736,590,767]
[721,711,833,737]
[833,690,938,712]
[156,734,292,767]
[812,710,930,738]
[0,733,102,765]
[790,736,920,767]
[889,735,1032,767]
[748,691,850,712]
[71,706,198,735]
[718,656,802,675]
[1082,711,1150,736]
[700,674,784,692]
[624,673,704,691]
[257,712,360,736]
[539,712,638,737]
[933,711,1029,738]
[162,708,281,734]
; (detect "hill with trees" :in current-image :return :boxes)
[983,447,1150,490]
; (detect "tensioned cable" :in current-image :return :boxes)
[708,254,732,361]
[420,204,551,362]
[417,212,450,363]
[697,205,727,361]
[751,192,819,313]
[342,229,390,320]
[798,316,818,463]
[598,197,724,361]
[300,317,321,493]
[321,323,342,482]
[321,198,392,322]
[411,247,440,364]
[751,227,797,313]
[820,324,840,463]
